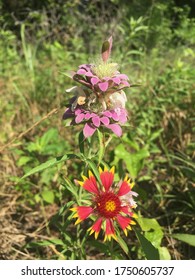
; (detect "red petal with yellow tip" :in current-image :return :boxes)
[88,217,103,239]
[100,167,114,191]
[117,180,131,196]
[72,206,93,221]
[104,219,116,240]
[116,215,131,231]
[82,174,99,194]
[121,206,131,214]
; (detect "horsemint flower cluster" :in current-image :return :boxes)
[71,166,138,241]
[63,36,130,138]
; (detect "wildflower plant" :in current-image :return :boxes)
[22,36,161,260]
[61,36,141,256]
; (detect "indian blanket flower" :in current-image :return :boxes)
[71,166,138,241]
[63,36,130,138]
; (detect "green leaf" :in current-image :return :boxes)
[159,247,171,260]
[62,178,78,198]
[17,156,32,167]
[134,228,160,260]
[115,144,150,178]
[78,131,85,154]
[39,128,58,148]
[88,240,109,254]
[41,190,55,204]
[27,238,64,247]
[49,238,65,246]
[21,153,78,179]
[137,217,163,248]
[85,158,101,183]
[149,129,163,142]
[58,201,74,215]
[137,217,171,259]
[34,194,41,203]
[172,234,195,247]
[116,235,129,255]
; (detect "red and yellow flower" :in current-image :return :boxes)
[71,166,138,241]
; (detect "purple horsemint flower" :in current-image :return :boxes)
[63,37,131,137]
[71,36,130,95]
[63,106,128,138]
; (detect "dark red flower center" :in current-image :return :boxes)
[95,192,121,218]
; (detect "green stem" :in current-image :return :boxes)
[108,239,114,259]
[97,129,105,165]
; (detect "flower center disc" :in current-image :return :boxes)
[96,192,121,218]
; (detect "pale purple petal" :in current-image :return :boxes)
[112,77,121,84]
[85,112,97,120]
[79,64,91,71]
[116,74,129,80]
[91,77,100,85]
[75,109,82,115]
[83,123,96,138]
[106,124,122,137]
[63,108,74,119]
[75,113,85,123]
[74,78,91,87]
[85,112,91,120]
[85,71,94,77]
[103,111,112,118]
[121,81,130,87]
[92,116,100,127]
[98,82,109,92]
[100,116,110,125]
[77,69,87,75]
[103,77,110,81]
[111,111,120,121]
[118,109,128,123]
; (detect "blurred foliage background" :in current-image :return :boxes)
[0,0,195,260]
